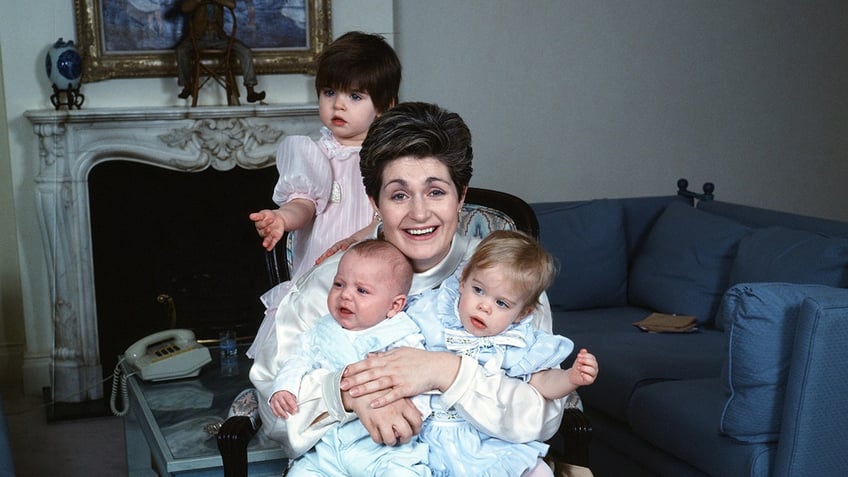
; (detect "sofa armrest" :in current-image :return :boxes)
[775,288,848,476]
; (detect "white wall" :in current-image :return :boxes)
[395,0,848,220]
[1,0,847,392]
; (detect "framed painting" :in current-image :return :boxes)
[73,0,331,82]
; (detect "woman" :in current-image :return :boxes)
[249,102,572,459]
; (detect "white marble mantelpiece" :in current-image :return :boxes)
[25,104,321,402]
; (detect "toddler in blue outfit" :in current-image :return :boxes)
[407,230,598,477]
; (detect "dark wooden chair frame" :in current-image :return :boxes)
[217,187,592,475]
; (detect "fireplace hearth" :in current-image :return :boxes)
[26,105,321,403]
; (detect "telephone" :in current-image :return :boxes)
[124,329,211,381]
[110,329,211,416]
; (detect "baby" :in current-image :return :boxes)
[270,239,431,476]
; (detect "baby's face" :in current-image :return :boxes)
[457,266,531,337]
[327,252,399,331]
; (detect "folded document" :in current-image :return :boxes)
[633,313,698,333]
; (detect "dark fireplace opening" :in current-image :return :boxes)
[89,161,278,393]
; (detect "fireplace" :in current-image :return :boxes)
[89,161,279,387]
[26,105,321,403]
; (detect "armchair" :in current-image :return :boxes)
[217,187,592,475]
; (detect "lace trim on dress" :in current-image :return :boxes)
[318,127,361,161]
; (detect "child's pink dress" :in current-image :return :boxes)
[247,127,373,358]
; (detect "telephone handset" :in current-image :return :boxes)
[110,329,212,416]
[124,329,211,381]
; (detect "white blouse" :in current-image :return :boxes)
[248,230,565,458]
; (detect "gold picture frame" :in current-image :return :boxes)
[74,0,331,82]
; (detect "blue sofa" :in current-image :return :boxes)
[531,182,848,477]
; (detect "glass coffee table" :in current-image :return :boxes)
[123,345,288,476]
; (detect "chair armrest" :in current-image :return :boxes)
[264,231,291,286]
[217,414,262,477]
[217,388,263,477]
[0,391,14,474]
[545,408,592,468]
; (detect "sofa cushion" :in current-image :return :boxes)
[553,307,726,422]
[628,202,750,325]
[719,282,836,443]
[729,226,848,288]
[718,227,848,331]
[533,200,628,310]
[698,199,848,238]
[629,378,776,477]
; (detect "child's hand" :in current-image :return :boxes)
[568,348,598,387]
[270,390,299,418]
[249,209,285,251]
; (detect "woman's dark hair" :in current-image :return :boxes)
[315,31,401,113]
[360,102,473,201]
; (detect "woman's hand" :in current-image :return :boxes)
[314,236,357,265]
[314,215,381,265]
[340,348,460,408]
[342,389,423,445]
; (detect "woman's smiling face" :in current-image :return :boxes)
[374,156,464,272]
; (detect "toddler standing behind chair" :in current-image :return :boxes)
[407,230,599,477]
[247,31,401,358]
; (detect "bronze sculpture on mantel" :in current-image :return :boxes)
[175,0,266,104]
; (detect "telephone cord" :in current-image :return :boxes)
[109,359,131,416]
